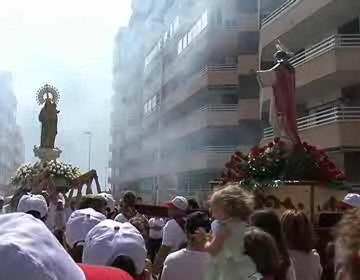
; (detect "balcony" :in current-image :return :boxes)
[112,146,243,183]
[262,107,360,149]
[161,146,238,174]
[292,35,360,92]
[261,0,299,27]
[142,104,241,150]
[260,0,360,59]
[162,104,240,142]
[163,65,238,113]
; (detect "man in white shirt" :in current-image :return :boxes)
[161,211,211,280]
[115,191,145,223]
[152,196,188,276]
[149,217,165,261]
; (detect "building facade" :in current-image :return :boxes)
[110,0,261,203]
[259,0,360,186]
[0,72,25,194]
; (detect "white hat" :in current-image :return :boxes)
[83,220,147,274]
[0,213,85,280]
[66,208,106,248]
[17,193,48,218]
[0,195,4,201]
[337,193,360,208]
[98,193,115,211]
[164,196,188,211]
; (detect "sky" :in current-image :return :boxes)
[0,0,132,189]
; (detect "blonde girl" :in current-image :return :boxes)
[196,185,257,280]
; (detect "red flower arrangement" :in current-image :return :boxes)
[217,138,347,190]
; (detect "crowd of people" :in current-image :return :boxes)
[0,173,359,280]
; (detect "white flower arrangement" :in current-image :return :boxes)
[11,160,81,185]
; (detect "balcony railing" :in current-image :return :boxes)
[184,104,238,120]
[202,145,238,154]
[117,145,237,182]
[263,107,360,138]
[162,104,238,139]
[261,0,301,26]
[290,34,360,68]
[164,65,238,110]
[182,65,238,88]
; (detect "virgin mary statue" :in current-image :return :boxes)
[39,99,59,149]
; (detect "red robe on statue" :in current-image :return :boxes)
[271,64,301,144]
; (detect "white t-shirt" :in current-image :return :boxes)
[289,249,322,280]
[149,217,165,239]
[45,201,56,230]
[161,248,209,280]
[211,220,221,234]
[162,219,186,251]
[114,213,129,223]
[287,259,297,280]
[54,209,67,229]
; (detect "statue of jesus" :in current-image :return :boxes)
[256,46,301,144]
[39,98,59,149]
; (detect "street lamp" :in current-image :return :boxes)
[84,131,92,170]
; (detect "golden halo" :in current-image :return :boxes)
[36,84,60,105]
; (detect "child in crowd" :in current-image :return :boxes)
[334,208,360,280]
[244,227,282,280]
[196,185,257,280]
[281,210,322,280]
[250,210,296,280]
[322,242,335,280]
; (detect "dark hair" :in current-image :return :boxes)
[244,227,281,278]
[111,255,136,277]
[250,210,290,280]
[281,210,314,253]
[78,195,107,213]
[334,208,360,279]
[123,191,137,207]
[68,244,84,263]
[40,191,50,207]
[185,211,211,235]
[187,198,199,211]
[53,229,65,247]
[26,210,42,219]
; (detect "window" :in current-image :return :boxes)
[177,11,208,55]
[178,39,183,54]
[163,31,169,43]
[200,11,208,30]
[173,16,180,32]
[143,94,160,116]
[151,96,156,108]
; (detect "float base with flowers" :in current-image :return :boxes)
[217,138,349,223]
[11,159,82,192]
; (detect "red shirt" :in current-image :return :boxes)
[78,263,134,280]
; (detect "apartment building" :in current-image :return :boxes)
[110,0,261,202]
[0,72,25,194]
[259,0,360,185]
